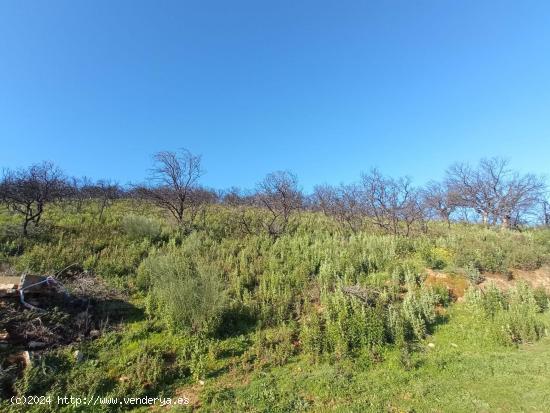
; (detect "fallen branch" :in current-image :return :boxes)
[341,285,381,306]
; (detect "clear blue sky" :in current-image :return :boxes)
[1,0,549,191]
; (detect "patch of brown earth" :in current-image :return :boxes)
[424,269,469,300]
[426,266,550,298]
[480,266,550,292]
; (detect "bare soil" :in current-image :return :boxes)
[425,265,550,300]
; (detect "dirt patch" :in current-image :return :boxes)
[425,269,469,300]
[480,266,550,292]
[426,266,550,299]
[513,266,550,291]
[0,276,20,286]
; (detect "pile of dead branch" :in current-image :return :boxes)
[0,272,140,399]
[341,285,382,306]
[0,272,138,352]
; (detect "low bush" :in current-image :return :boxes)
[465,262,484,285]
[423,246,453,270]
[401,286,439,340]
[142,251,227,334]
[465,282,548,345]
[254,323,297,366]
[121,214,163,241]
[90,240,150,279]
[448,228,547,273]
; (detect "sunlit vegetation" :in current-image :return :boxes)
[1,152,550,411]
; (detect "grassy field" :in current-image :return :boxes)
[194,305,550,412]
[1,201,550,412]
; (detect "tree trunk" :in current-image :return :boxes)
[501,214,511,229]
[98,199,107,222]
[481,210,489,226]
[22,218,30,236]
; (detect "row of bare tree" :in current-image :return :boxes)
[132,150,302,236]
[312,171,424,235]
[1,151,548,237]
[0,162,125,235]
[311,158,547,235]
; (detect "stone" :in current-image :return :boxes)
[0,275,19,297]
[89,330,101,338]
[22,351,32,367]
[74,350,84,363]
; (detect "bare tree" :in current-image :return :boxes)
[422,181,459,228]
[219,187,260,235]
[495,174,545,228]
[136,149,204,230]
[312,183,364,233]
[446,158,546,227]
[542,200,550,226]
[446,161,491,225]
[221,187,246,207]
[186,186,218,229]
[311,184,337,216]
[84,180,122,222]
[361,169,423,236]
[255,171,302,237]
[66,176,93,213]
[0,162,68,235]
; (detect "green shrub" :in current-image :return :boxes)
[534,287,550,312]
[300,288,388,360]
[424,246,453,270]
[448,228,546,273]
[299,311,324,360]
[15,241,88,273]
[91,240,150,278]
[14,351,71,397]
[121,214,163,241]
[430,283,452,307]
[465,262,484,285]
[254,323,297,366]
[401,286,438,340]
[143,251,227,334]
[500,282,546,344]
[465,282,548,345]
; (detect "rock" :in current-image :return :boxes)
[6,351,32,368]
[119,375,130,382]
[0,286,17,297]
[28,341,47,349]
[427,342,435,348]
[199,380,205,386]
[22,351,32,367]
[74,350,84,363]
[0,275,20,297]
[89,330,101,338]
